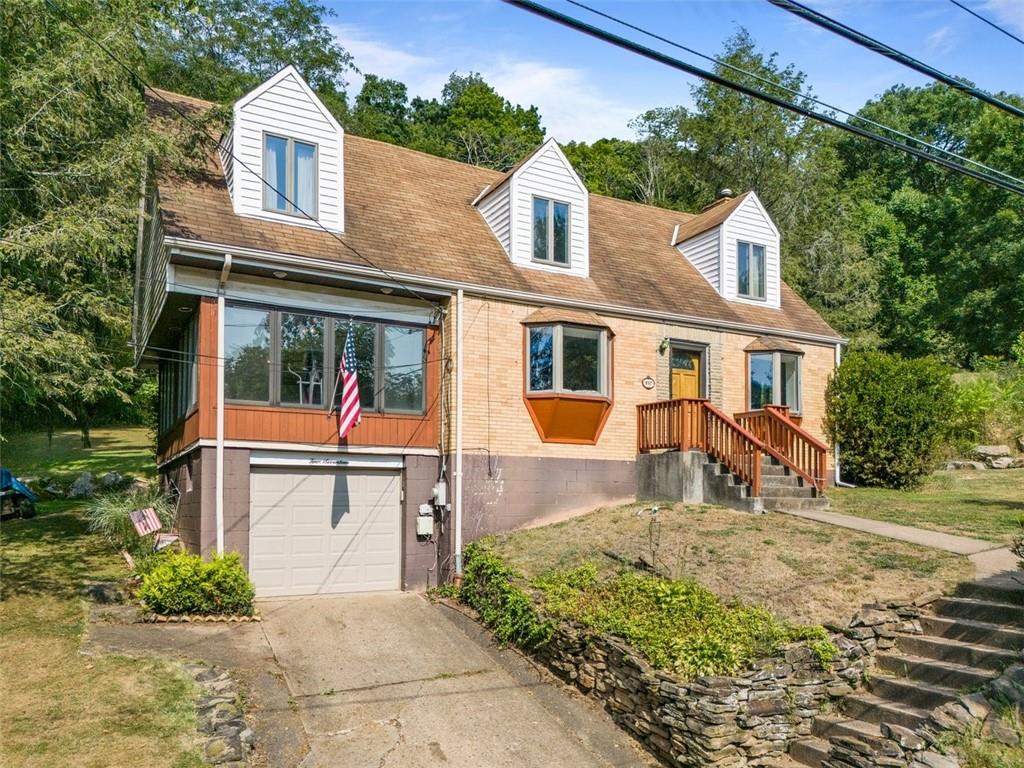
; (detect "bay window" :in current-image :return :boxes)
[224,302,427,414]
[527,323,609,396]
[748,351,802,412]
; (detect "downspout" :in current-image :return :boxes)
[833,341,855,488]
[454,288,465,578]
[215,254,233,555]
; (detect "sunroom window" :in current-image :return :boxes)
[531,197,570,266]
[263,133,318,218]
[737,241,766,300]
[527,323,608,396]
[748,351,801,412]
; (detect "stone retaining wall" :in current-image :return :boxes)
[527,598,941,767]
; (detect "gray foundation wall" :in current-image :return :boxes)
[401,455,443,591]
[635,450,705,504]
[460,454,636,541]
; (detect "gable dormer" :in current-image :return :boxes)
[475,139,589,278]
[220,66,344,232]
[672,191,780,309]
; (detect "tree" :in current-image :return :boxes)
[143,0,355,116]
[350,75,410,145]
[408,72,545,170]
[1,0,157,444]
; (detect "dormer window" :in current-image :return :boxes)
[263,133,318,218]
[531,197,570,266]
[737,241,766,300]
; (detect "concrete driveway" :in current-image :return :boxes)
[258,592,654,768]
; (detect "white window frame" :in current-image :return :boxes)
[262,132,319,219]
[531,196,571,267]
[737,240,767,300]
[526,323,608,397]
[748,350,802,413]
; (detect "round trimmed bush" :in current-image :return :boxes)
[138,551,255,615]
[825,351,954,488]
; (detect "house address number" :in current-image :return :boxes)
[641,376,656,390]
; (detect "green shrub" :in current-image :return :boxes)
[85,485,176,556]
[949,368,1024,452]
[460,541,553,650]
[138,552,255,615]
[825,351,955,488]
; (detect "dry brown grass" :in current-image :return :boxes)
[489,502,973,626]
[0,502,203,768]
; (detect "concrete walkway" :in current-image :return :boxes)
[780,507,1017,578]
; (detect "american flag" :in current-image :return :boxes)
[337,325,362,438]
[129,507,162,536]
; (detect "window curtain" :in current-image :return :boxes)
[294,142,316,215]
[264,136,287,211]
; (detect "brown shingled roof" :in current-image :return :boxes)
[145,89,840,342]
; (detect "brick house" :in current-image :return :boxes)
[135,67,843,597]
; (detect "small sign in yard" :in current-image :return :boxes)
[153,532,180,552]
[129,507,162,536]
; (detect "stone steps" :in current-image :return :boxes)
[954,575,1024,606]
[894,633,1018,671]
[789,736,830,767]
[811,714,887,745]
[919,614,1024,650]
[866,674,960,710]
[930,596,1024,625]
[838,692,931,730]
[875,652,999,690]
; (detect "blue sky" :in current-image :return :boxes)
[326,0,1024,142]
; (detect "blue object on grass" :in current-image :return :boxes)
[0,468,38,503]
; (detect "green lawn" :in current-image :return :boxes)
[0,500,203,767]
[1,427,155,482]
[829,469,1024,544]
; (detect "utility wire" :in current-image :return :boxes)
[505,0,1024,196]
[766,0,1024,120]
[565,0,1022,185]
[947,0,1024,47]
[41,0,446,313]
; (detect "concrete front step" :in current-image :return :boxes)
[760,484,817,498]
[761,463,794,477]
[763,496,830,512]
[919,614,1024,651]
[867,674,959,710]
[876,653,999,690]
[931,596,1024,625]
[760,473,805,487]
[840,692,931,730]
[895,633,1019,671]
[789,736,830,767]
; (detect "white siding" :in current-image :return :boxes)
[477,180,512,254]
[219,128,235,199]
[509,141,589,278]
[228,68,344,232]
[676,227,721,292]
[721,194,781,309]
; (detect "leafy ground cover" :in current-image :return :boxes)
[829,469,1024,545]
[0,500,203,767]
[1,427,154,482]
[487,502,971,626]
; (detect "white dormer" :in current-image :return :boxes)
[673,191,781,309]
[220,66,344,232]
[475,139,589,278]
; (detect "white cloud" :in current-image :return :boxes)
[983,0,1024,36]
[481,57,645,142]
[926,25,957,55]
[330,25,643,142]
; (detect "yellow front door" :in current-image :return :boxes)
[670,348,701,399]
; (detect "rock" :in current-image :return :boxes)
[984,717,1021,747]
[81,581,122,605]
[239,727,256,751]
[958,692,991,722]
[68,471,95,499]
[204,735,243,765]
[881,722,926,750]
[98,471,126,489]
[944,460,986,471]
[911,750,960,768]
[1016,435,1024,453]
[973,444,1011,459]
[987,456,1014,469]
[850,608,890,628]
[1012,457,1024,469]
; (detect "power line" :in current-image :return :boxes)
[766,0,1024,120]
[505,0,1024,196]
[947,0,1024,47]
[41,0,446,314]
[564,0,1022,186]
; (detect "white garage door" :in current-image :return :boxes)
[249,468,401,597]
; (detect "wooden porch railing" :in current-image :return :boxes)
[637,398,762,496]
[734,405,828,492]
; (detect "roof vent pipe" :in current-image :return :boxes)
[717,188,733,199]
